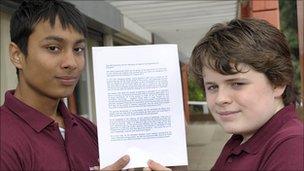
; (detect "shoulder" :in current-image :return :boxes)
[266,112,303,143]
[1,106,29,170]
[1,104,41,151]
[271,117,303,144]
[267,115,303,150]
[1,104,34,142]
[0,104,11,118]
[260,135,303,170]
[0,105,26,136]
[260,119,303,170]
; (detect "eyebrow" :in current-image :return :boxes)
[42,36,86,44]
[225,78,248,82]
[75,39,86,44]
[204,78,249,85]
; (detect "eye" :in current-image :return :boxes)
[74,47,85,54]
[231,82,245,89]
[47,45,60,53]
[206,84,218,92]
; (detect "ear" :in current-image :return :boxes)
[9,42,25,69]
[273,85,286,98]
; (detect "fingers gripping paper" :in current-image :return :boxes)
[92,45,188,169]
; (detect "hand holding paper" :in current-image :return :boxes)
[89,155,129,171]
[145,160,172,171]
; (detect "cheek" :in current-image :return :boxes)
[38,60,57,74]
[253,85,275,103]
[25,59,49,77]
[239,83,273,101]
[206,94,216,110]
[236,86,275,115]
[77,57,85,71]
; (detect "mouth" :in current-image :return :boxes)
[217,110,241,116]
[56,76,78,86]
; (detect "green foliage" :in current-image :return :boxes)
[293,60,301,95]
[188,74,206,114]
[279,0,301,93]
[188,74,204,101]
[279,0,299,55]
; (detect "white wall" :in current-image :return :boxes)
[0,11,17,105]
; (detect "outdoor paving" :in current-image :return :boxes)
[186,122,231,171]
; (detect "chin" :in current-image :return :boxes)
[53,88,75,98]
[62,90,75,97]
[220,124,238,134]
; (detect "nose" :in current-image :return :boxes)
[215,88,232,106]
[61,50,77,70]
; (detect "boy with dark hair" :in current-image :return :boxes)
[146,18,304,171]
[0,0,129,170]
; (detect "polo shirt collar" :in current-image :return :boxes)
[231,104,297,155]
[58,100,78,127]
[4,90,77,132]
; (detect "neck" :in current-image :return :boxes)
[240,99,285,144]
[14,84,60,118]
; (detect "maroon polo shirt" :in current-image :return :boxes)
[0,90,99,171]
[212,104,304,171]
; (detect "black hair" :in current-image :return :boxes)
[10,0,88,56]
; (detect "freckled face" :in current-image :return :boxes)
[19,17,86,99]
[203,65,285,139]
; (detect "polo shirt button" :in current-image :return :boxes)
[227,158,233,163]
